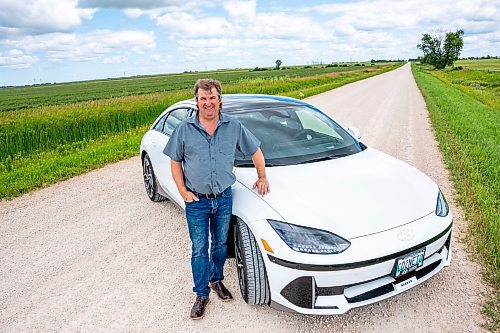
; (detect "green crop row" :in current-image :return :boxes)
[0,92,189,163]
[0,63,392,113]
[412,63,499,331]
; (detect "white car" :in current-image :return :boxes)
[140,94,452,314]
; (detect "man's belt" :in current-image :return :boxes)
[188,187,229,199]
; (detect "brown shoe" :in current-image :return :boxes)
[190,296,210,320]
[210,281,234,302]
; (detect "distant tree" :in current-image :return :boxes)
[275,59,282,70]
[417,30,464,69]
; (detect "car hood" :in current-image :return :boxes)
[234,148,438,239]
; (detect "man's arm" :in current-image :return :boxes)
[251,148,270,196]
[171,160,199,202]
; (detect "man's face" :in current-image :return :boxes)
[196,87,221,122]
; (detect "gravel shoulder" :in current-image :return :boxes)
[0,63,487,332]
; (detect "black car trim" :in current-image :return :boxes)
[267,222,452,271]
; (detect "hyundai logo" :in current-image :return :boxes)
[397,228,415,242]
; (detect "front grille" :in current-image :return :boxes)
[415,260,441,279]
[346,284,395,303]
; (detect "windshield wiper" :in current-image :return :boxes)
[297,153,349,164]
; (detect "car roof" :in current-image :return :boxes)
[171,94,311,113]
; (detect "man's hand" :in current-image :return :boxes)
[171,160,199,203]
[251,148,270,196]
[181,189,199,203]
[252,177,270,196]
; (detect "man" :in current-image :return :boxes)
[163,79,269,319]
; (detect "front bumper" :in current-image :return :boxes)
[251,214,452,315]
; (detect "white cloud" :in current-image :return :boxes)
[314,0,498,34]
[0,0,95,34]
[0,49,38,68]
[156,12,230,37]
[4,30,155,62]
[152,53,172,63]
[102,55,127,63]
[247,13,333,42]
[121,2,212,20]
[222,0,256,23]
[78,0,183,9]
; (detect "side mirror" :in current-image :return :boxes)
[348,127,362,140]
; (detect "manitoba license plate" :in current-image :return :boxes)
[392,248,426,278]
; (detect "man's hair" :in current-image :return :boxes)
[194,79,222,99]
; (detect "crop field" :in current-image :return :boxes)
[0,62,402,199]
[430,59,499,109]
[455,58,500,71]
[0,63,388,113]
[412,60,499,331]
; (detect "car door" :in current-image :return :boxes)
[153,107,191,205]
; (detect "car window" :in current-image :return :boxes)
[233,105,361,166]
[164,108,189,135]
[153,114,168,132]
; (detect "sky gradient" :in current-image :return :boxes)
[0,0,498,86]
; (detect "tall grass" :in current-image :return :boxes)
[412,63,499,331]
[0,92,189,164]
[0,127,146,198]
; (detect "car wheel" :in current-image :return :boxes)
[142,154,166,202]
[234,217,270,305]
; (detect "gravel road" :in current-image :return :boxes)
[0,63,487,332]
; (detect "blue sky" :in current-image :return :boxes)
[0,0,498,86]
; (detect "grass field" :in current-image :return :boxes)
[455,58,500,71]
[430,59,499,110]
[0,63,388,113]
[412,60,499,331]
[0,62,402,198]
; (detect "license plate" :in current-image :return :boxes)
[392,248,426,278]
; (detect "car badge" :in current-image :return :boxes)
[397,228,415,242]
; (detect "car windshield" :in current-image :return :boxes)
[231,105,362,166]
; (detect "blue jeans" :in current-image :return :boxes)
[185,187,232,298]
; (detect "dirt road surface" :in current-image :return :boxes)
[0,63,486,332]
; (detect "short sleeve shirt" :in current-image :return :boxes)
[163,112,260,194]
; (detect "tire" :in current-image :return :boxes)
[234,217,270,305]
[142,154,166,202]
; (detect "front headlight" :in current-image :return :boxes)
[436,190,449,217]
[268,220,350,254]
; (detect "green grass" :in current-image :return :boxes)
[455,59,500,71]
[0,62,393,113]
[0,63,402,171]
[412,62,499,331]
[0,127,146,199]
[429,59,500,110]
